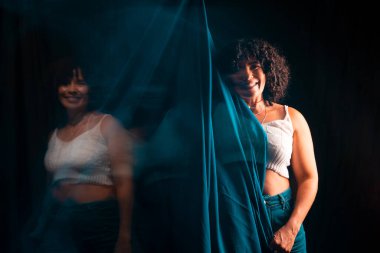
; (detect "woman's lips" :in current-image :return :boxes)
[63,96,83,103]
[238,82,259,90]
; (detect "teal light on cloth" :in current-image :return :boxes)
[132,1,273,252]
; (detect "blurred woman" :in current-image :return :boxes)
[32,60,133,253]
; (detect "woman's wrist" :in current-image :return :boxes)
[286,218,301,235]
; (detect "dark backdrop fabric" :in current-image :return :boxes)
[1,0,379,252]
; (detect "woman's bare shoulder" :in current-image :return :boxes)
[97,113,123,132]
[287,106,310,132]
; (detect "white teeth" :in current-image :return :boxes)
[66,97,81,102]
[64,95,82,99]
[238,82,259,90]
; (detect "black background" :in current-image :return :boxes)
[1,0,379,252]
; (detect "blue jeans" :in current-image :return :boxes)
[31,196,119,253]
[263,188,307,253]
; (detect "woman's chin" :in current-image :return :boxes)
[61,102,87,112]
[235,86,260,99]
[60,98,88,111]
[239,90,258,99]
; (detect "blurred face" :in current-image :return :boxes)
[58,68,89,111]
[228,63,266,100]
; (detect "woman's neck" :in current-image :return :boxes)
[66,110,89,126]
[251,101,266,114]
[245,97,266,113]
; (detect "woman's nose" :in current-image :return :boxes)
[245,65,256,82]
[246,71,256,83]
[67,81,79,92]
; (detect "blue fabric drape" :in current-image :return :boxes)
[13,0,274,252]
[132,1,273,252]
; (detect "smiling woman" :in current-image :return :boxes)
[216,38,318,253]
[51,59,103,118]
[30,58,134,253]
[57,68,89,112]
[228,63,266,106]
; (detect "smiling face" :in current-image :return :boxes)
[58,67,89,112]
[228,62,266,101]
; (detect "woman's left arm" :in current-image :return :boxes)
[271,107,318,252]
[102,116,134,253]
[287,107,318,233]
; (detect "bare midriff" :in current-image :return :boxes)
[263,169,290,196]
[52,183,116,203]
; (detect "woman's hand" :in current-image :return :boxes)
[114,234,131,253]
[270,222,299,253]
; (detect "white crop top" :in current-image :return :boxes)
[44,114,114,185]
[262,105,294,178]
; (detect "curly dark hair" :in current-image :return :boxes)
[216,38,290,103]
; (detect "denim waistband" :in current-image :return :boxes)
[263,188,292,207]
[60,197,118,208]
[50,197,118,210]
